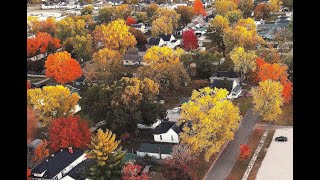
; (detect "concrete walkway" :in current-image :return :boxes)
[203,109,260,180]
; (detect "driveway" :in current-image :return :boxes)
[256,128,293,180]
[204,109,260,180]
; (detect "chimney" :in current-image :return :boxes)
[68,147,73,154]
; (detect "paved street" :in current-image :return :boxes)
[204,109,260,180]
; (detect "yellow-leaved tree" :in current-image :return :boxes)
[230,46,257,79]
[153,8,181,30]
[179,87,241,162]
[86,129,125,179]
[214,0,238,16]
[138,46,190,90]
[27,85,80,125]
[268,0,283,13]
[151,16,173,37]
[250,80,284,121]
[92,19,137,54]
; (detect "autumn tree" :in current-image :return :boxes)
[55,17,87,42]
[84,48,126,85]
[161,157,198,180]
[35,17,57,36]
[153,8,181,30]
[80,78,166,134]
[135,12,148,23]
[27,80,31,90]
[251,80,284,121]
[193,0,206,16]
[126,16,137,26]
[138,46,190,90]
[230,46,257,79]
[214,0,238,16]
[282,0,293,10]
[122,161,150,180]
[93,20,137,54]
[182,30,198,51]
[69,34,94,62]
[239,0,254,18]
[240,144,250,160]
[225,10,243,24]
[268,0,282,13]
[208,15,229,57]
[129,28,148,46]
[27,85,80,125]
[27,168,31,180]
[254,4,271,20]
[86,129,125,179]
[97,6,113,24]
[224,18,265,51]
[27,16,41,34]
[45,51,82,84]
[254,58,292,103]
[27,32,61,58]
[145,3,159,19]
[27,107,39,143]
[179,87,241,162]
[48,116,91,152]
[255,46,280,63]
[114,4,132,20]
[176,6,194,26]
[81,4,93,15]
[151,16,173,37]
[32,139,49,162]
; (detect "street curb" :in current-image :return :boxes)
[202,141,230,180]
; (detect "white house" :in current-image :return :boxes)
[137,120,162,129]
[30,148,87,180]
[136,143,173,159]
[209,69,242,99]
[131,23,147,34]
[152,121,184,144]
[146,37,166,49]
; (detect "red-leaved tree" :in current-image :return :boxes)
[48,115,91,152]
[182,30,198,51]
[45,51,83,84]
[126,16,137,26]
[27,80,31,90]
[193,0,206,16]
[122,161,150,180]
[27,168,31,180]
[240,144,250,160]
[27,32,61,58]
[255,58,293,103]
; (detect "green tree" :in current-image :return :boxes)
[69,34,94,62]
[55,17,87,42]
[81,4,94,15]
[87,129,125,180]
[135,12,148,23]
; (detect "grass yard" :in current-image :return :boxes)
[27,76,46,83]
[247,130,275,180]
[261,102,293,126]
[226,128,265,180]
[232,97,253,116]
[196,153,219,180]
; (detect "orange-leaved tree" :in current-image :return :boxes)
[27,80,31,90]
[48,115,91,152]
[193,0,207,16]
[240,144,250,160]
[45,51,82,84]
[27,107,39,143]
[122,161,150,180]
[32,139,49,162]
[27,32,61,58]
[255,58,292,103]
[126,16,137,26]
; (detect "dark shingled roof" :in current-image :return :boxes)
[131,24,143,28]
[211,79,234,92]
[138,45,147,52]
[213,69,240,78]
[123,153,139,163]
[147,37,161,45]
[152,121,176,134]
[74,75,86,82]
[159,34,173,41]
[137,143,173,154]
[171,39,178,43]
[67,159,94,180]
[171,123,183,134]
[31,148,84,179]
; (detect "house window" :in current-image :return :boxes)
[171,135,174,141]
[160,135,162,140]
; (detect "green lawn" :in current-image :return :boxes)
[233,97,253,116]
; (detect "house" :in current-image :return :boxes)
[209,69,242,99]
[175,27,183,36]
[123,152,139,163]
[136,143,173,159]
[123,53,147,66]
[131,23,147,34]
[27,139,43,151]
[152,121,184,143]
[73,75,93,87]
[30,148,87,180]
[146,37,166,49]
[159,34,176,44]
[138,119,162,129]
[167,39,181,49]
[62,159,94,180]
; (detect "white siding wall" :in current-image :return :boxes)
[136,152,172,159]
[153,129,179,143]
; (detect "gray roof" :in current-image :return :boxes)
[159,34,173,41]
[232,84,241,93]
[27,139,43,149]
[147,37,161,45]
[131,23,143,28]
[152,121,176,134]
[123,53,143,62]
[137,143,173,154]
[212,69,240,79]
[211,79,234,92]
